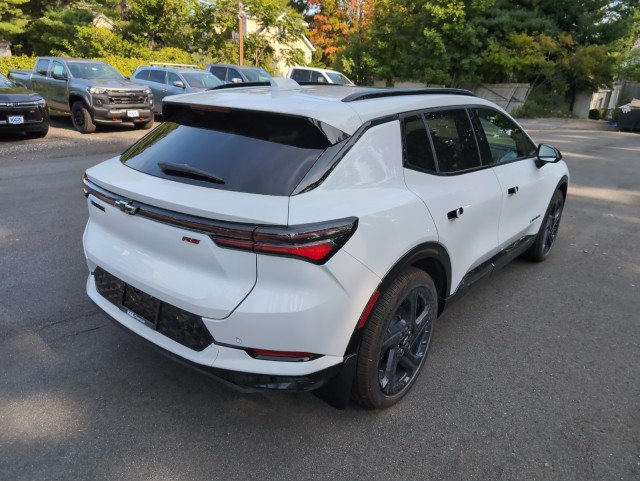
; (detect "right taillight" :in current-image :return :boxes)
[211,217,358,264]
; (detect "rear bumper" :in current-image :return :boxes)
[96,302,343,392]
[87,273,346,391]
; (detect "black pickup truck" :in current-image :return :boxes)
[9,57,154,133]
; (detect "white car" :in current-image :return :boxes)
[82,79,568,409]
[287,66,354,85]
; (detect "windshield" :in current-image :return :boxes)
[242,68,272,82]
[181,72,222,88]
[67,62,124,80]
[0,74,14,88]
[326,72,354,85]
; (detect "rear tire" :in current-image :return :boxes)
[525,189,564,262]
[71,101,96,134]
[353,267,437,409]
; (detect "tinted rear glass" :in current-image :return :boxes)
[121,106,340,196]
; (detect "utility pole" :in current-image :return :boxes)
[238,0,244,65]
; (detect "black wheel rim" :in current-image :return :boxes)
[378,286,435,396]
[543,198,563,255]
[72,109,84,128]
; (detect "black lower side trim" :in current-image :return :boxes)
[95,299,343,393]
[446,234,536,306]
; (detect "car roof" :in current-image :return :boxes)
[137,66,209,74]
[209,64,268,71]
[292,66,340,74]
[163,83,498,136]
[40,57,106,64]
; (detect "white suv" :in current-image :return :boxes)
[82,79,568,409]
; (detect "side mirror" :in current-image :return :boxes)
[536,143,562,168]
[172,81,185,88]
[51,72,67,81]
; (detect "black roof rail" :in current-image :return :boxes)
[341,88,475,103]
[208,81,272,90]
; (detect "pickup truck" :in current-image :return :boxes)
[9,57,154,133]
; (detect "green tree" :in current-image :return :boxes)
[0,0,29,41]
[21,7,94,55]
[125,0,193,50]
[617,10,640,82]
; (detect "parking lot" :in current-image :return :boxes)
[1,117,638,480]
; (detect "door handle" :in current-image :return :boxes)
[508,186,519,195]
[447,207,464,220]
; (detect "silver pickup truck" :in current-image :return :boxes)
[9,57,154,133]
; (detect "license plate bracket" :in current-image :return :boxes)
[8,115,24,125]
[123,285,159,328]
[127,110,139,118]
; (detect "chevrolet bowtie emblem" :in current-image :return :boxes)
[114,200,138,215]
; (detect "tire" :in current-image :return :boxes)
[525,189,564,262]
[134,117,154,130]
[71,101,96,134]
[25,127,48,139]
[353,267,437,409]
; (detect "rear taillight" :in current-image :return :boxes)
[211,217,358,264]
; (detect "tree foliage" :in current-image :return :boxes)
[3,0,638,105]
[0,0,29,41]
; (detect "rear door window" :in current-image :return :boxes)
[403,115,437,173]
[134,69,150,80]
[291,69,310,82]
[35,59,50,76]
[121,106,347,196]
[424,109,481,173]
[148,69,167,84]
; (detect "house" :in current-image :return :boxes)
[240,13,315,76]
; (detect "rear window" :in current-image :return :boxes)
[121,106,346,196]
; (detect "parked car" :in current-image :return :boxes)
[287,66,354,85]
[82,82,568,409]
[618,99,640,131]
[0,72,49,138]
[206,63,272,83]
[131,64,223,114]
[9,57,154,133]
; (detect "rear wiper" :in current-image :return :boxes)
[158,161,225,185]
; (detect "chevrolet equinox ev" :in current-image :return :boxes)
[82,79,569,409]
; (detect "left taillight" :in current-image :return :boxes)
[212,217,358,264]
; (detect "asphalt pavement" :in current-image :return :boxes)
[0,117,638,481]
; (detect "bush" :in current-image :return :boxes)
[0,55,38,75]
[0,52,201,79]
